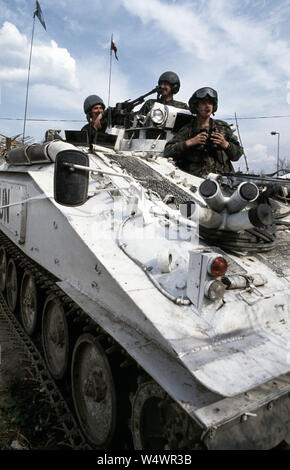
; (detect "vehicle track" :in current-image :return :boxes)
[0,229,198,451]
[0,295,93,449]
[0,229,141,450]
[0,230,93,449]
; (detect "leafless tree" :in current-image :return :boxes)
[278,156,290,174]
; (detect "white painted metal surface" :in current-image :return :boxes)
[0,138,290,432]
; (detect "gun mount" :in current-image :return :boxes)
[107,86,162,128]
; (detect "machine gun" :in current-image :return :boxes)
[221,172,290,200]
[221,172,290,187]
[116,85,162,113]
[107,86,162,127]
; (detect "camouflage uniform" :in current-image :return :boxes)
[163,116,243,177]
[139,98,188,115]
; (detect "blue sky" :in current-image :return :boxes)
[1,0,290,173]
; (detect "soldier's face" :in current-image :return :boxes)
[159,81,172,98]
[197,99,213,117]
[91,104,104,117]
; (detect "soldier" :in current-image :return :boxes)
[163,87,243,177]
[139,71,188,115]
[82,95,108,140]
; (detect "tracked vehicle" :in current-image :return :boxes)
[0,102,290,450]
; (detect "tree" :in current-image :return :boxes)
[278,156,290,174]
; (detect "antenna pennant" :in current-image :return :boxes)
[34,1,47,30]
[110,38,118,60]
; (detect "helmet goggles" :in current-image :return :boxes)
[194,87,217,100]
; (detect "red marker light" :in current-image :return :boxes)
[208,256,228,277]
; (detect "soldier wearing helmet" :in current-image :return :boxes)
[81,95,108,140]
[139,71,188,115]
[164,87,243,178]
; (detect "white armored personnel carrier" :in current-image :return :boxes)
[0,102,290,450]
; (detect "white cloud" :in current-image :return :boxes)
[246,143,275,162]
[243,143,276,173]
[122,0,290,100]
[286,81,290,104]
[26,53,132,113]
[63,16,84,33]
[0,22,78,91]
[123,0,216,57]
[0,12,137,141]
[0,21,27,65]
[32,40,79,90]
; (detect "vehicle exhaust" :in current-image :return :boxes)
[226,182,259,213]
[198,179,227,213]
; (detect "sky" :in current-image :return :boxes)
[1,0,290,173]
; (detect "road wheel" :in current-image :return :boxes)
[6,258,19,312]
[71,333,116,447]
[20,271,39,335]
[42,295,69,380]
[0,246,7,292]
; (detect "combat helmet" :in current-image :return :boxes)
[158,71,180,94]
[83,95,105,114]
[188,87,218,114]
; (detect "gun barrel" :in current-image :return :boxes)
[222,174,290,188]
[122,86,162,112]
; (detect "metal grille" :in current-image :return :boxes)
[108,153,193,204]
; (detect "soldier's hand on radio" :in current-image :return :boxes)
[186,132,207,148]
[210,132,229,149]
